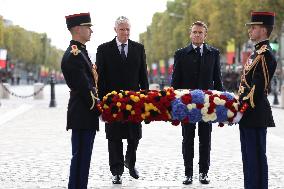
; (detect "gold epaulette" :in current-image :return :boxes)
[70,45,81,56]
[256,45,268,55]
[243,85,256,108]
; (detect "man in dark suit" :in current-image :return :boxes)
[61,12,100,189]
[96,16,149,184]
[238,11,277,189]
[171,21,223,185]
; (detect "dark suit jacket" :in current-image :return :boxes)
[96,38,149,139]
[171,43,223,91]
[61,40,99,131]
[239,40,276,128]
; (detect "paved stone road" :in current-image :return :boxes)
[0,85,283,188]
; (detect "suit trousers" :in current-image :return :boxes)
[68,129,96,189]
[239,126,268,189]
[182,122,212,176]
[108,138,139,175]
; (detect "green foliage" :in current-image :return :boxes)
[0,16,4,47]
[0,21,63,72]
[140,0,284,66]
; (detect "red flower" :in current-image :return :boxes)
[218,123,224,127]
[171,120,180,126]
[225,101,234,108]
[228,117,234,123]
[207,102,216,114]
[219,94,227,100]
[196,103,204,109]
[204,90,213,95]
[182,117,189,124]
[181,94,192,104]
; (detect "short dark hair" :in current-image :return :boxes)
[190,21,208,33]
[261,25,274,37]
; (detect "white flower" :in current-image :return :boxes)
[174,89,189,98]
[187,103,196,110]
[203,113,217,122]
[204,102,210,108]
[233,102,239,110]
[227,110,234,118]
[201,107,208,114]
[214,98,226,106]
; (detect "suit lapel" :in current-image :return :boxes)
[199,44,209,86]
[186,43,194,54]
[203,44,210,55]
[111,38,126,63]
[126,40,134,64]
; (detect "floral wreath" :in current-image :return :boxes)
[97,88,246,127]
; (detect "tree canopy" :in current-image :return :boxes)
[0,16,63,73]
[140,0,284,65]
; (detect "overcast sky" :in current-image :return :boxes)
[0,0,168,55]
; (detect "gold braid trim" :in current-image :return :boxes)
[92,65,99,98]
[243,85,256,108]
[244,55,261,73]
[261,56,270,94]
[243,55,262,88]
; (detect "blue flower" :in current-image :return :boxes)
[171,99,188,120]
[191,90,205,104]
[220,92,234,101]
[216,105,228,122]
[188,108,202,123]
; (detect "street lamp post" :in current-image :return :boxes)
[49,74,56,107]
[272,75,279,105]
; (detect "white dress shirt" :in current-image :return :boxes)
[116,37,128,57]
[192,43,204,56]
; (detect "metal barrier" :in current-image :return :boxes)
[34,83,45,100]
[0,81,46,99]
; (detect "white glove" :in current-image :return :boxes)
[233,112,243,123]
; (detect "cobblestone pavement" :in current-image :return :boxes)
[0,85,284,189]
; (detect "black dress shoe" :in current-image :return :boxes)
[112,175,122,184]
[199,173,210,184]
[124,161,139,179]
[182,176,193,185]
[129,167,139,179]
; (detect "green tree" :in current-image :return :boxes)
[140,0,284,66]
[0,16,4,47]
[2,24,63,73]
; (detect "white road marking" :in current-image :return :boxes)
[0,104,33,126]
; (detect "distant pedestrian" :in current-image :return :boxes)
[238,11,277,189]
[61,12,100,189]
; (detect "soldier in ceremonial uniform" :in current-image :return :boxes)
[61,12,99,189]
[238,11,277,189]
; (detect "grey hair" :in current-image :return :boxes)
[115,16,130,28]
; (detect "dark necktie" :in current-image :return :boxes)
[121,44,127,60]
[196,46,201,57]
